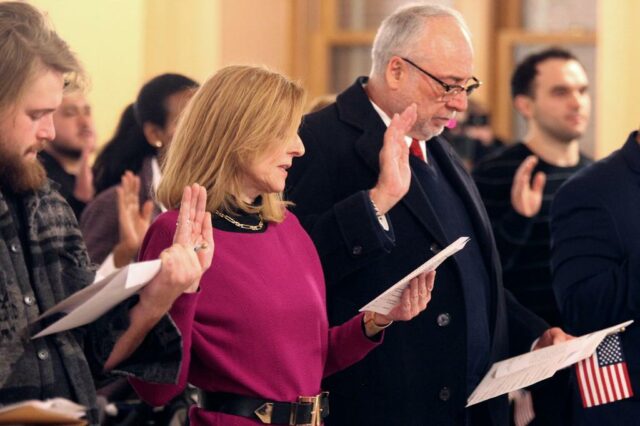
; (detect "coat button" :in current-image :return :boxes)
[437,313,451,327]
[10,243,19,253]
[37,350,49,360]
[430,243,441,254]
[352,245,363,255]
[439,387,451,401]
[24,295,35,306]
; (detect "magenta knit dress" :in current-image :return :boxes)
[130,210,380,425]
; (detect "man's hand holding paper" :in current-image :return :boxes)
[360,236,470,315]
[532,326,574,350]
[466,320,634,407]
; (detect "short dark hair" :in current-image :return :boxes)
[510,47,581,99]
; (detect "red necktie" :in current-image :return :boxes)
[410,138,425,161]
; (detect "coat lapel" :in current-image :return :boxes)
[429,138,505,340]
[339,79,448,248]
[401,165,449,248]
[428,138,498,275]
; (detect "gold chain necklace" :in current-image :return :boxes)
[214,210,264,231]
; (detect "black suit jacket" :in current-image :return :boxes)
[287,78,547,426]
[551,131,640,424]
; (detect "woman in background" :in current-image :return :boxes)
[80,74,198,272]
[131,65,434,426]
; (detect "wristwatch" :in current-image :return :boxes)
[368,193,389,231]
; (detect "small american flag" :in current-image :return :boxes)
[576,333,634,408]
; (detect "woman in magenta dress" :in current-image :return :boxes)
[130,65,433,425]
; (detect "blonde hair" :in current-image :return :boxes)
[157,65,306,223]
[0,2,84,115]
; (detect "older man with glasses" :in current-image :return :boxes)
[287,4,568,426]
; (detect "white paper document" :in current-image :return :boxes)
[0,397,86,425]
[359,236,470,315]
[32,260,162,339]
[466,320,634,407]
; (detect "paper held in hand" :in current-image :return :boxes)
[31,260,162,339]
[0,398,86,425]
[466,319,634,407]
[359,236,470,315]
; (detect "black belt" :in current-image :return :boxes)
[197,390,329,425]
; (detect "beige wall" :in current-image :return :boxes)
[220,0,292,74]
[143,0,222,83]
[32,0,146,148]
[596,0,640,158]
[30,0,290,149]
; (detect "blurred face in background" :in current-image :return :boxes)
[49,91,96,159]
[156,89,196,148]
[520,58,590,143]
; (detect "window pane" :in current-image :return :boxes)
[522,0,596,32]
[330,46,371,93]
[338,0,454,30]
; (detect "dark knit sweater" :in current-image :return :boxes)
[38,151,86,219]
[472,143,591,325]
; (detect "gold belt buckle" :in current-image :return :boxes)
[291,392,328,426]
[254,402,274,424]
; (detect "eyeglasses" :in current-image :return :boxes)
[400,57,482,99]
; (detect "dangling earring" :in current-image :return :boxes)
[154,140,163,148]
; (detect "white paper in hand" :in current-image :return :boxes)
[32,259,162,339]
[466,320,634,407]
[359,236,470,315]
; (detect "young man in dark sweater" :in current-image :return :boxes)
[473,47,592,426]
[38,91,96,219]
